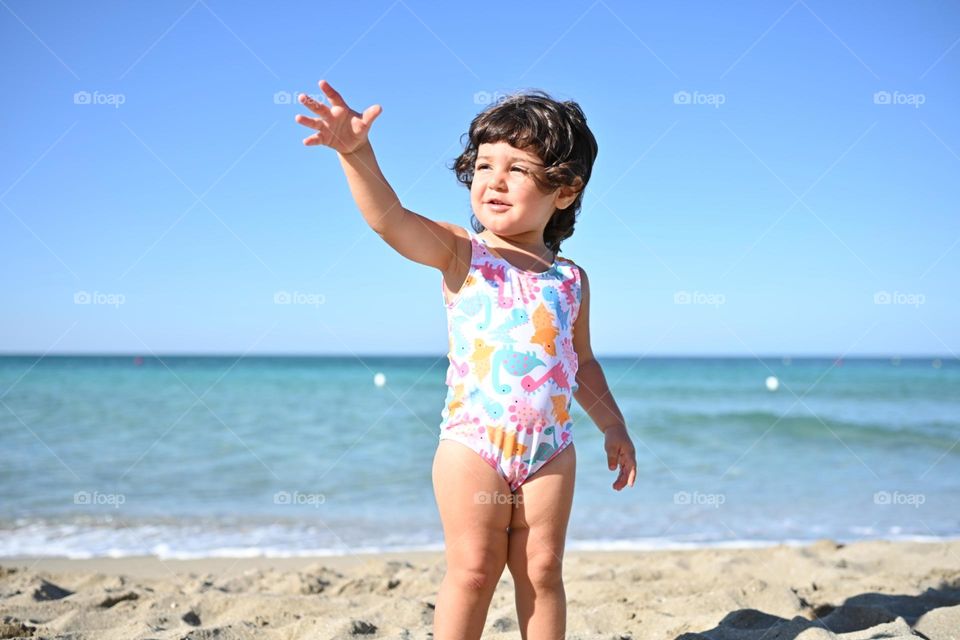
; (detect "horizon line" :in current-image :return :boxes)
[0,352,955,360]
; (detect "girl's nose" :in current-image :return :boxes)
[488,168,508,188]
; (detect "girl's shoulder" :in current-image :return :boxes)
[555,254,583,280]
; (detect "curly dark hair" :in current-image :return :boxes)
[451,90,599,254]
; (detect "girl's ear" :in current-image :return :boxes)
[555,177,584,210]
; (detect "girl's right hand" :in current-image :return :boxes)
[295,80,382,154]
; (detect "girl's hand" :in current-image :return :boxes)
[604,425,637,491]
[295,79,382,153]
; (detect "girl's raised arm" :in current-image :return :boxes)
[295,80,461,273]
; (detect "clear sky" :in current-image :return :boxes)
[2,1,957,357]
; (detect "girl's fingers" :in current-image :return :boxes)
[294,113,326,131]
[361,103,382,127]
[298,94,333,120]
[608,444,623,470]
[608,440,638,489]
[303,122,331,146]
[614,471,626,490]
[318,79,346,107]
[610,450,636,490]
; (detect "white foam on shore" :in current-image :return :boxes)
[2,520,958,560]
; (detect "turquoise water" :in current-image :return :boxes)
[1,355,957,558]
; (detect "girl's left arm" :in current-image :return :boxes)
[571,266,637,490]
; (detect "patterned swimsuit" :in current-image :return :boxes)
[438,231,582,491]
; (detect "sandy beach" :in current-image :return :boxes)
[2,538,959,639]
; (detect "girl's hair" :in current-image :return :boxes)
[451,90,599,254]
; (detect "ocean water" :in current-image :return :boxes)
[1,355,957,559]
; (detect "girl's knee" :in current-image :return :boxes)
[448,560,504,592]
[446,540,507,592]
[523,550,564,589]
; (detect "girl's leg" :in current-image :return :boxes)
[432,440,513,640]
[507,443,576,640]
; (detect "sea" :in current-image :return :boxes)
[1,355,957,559]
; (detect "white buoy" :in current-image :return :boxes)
[765,375,779,392]
[373,372,386,387]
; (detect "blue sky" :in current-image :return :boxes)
[1,1,957,356]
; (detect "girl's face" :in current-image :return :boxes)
[471,141,570,240]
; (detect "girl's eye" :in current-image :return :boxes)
[474,163,527,173]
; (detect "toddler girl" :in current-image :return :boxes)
[296,80,637,640]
